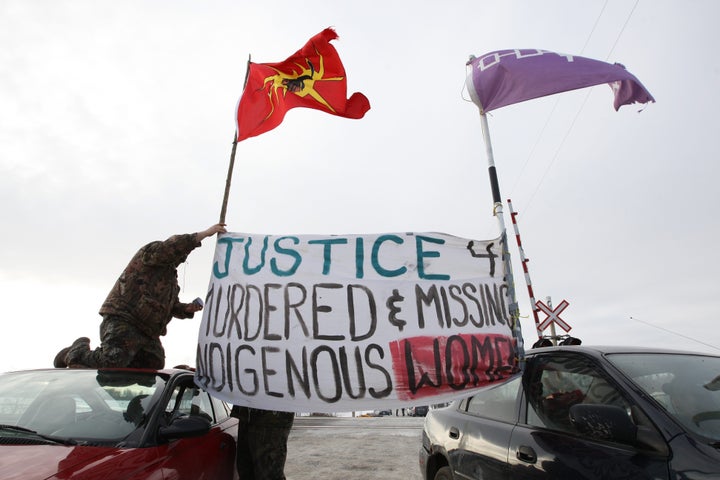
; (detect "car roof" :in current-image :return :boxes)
[526,344,720,357]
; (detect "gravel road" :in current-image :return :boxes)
[285,415,426,480]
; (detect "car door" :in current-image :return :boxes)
[451,375,522,480]
[508,352,669,480]
[158,380,238,480]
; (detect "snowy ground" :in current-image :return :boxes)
[285,415,425,480]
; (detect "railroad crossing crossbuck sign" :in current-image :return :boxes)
[536,299,571,332]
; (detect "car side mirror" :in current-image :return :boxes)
[569,404,637,444]
[158,415,211,440]
[570,403,669,455]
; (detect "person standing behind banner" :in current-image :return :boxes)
[231,406,295,480]
[52,223,227,369]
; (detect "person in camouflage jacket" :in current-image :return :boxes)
[53,223,227,369]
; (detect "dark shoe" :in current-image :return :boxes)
[53,347,71,368]
[65,337,91,368]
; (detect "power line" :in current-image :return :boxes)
[580,0,610,55]
[521,89,593,212]
[606,0,640,61]
[514,0,639,215]
[629,316,720,352]
[508,0,610,199]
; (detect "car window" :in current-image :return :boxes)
[210,395,231,421]
[465,375,521,423]
[166,382,215,423]
[608,352,720,441]
[0,370,165,442]
[524,354,631,439]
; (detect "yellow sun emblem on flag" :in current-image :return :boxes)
[262,49,344,119]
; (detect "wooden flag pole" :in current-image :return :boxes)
[219,54,252,224]
[219,135,238,224]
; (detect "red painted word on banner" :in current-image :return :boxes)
[389,333,517,401]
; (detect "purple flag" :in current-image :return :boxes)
[466,49,655,113]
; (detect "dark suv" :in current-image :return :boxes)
[420,345,720,479]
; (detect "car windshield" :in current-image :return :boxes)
[607,352,720,441]
[0,369,165,444]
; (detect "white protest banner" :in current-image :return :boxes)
[195,232,520,413]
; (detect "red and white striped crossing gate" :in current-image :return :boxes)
[507,199,542,337]
[536,299,571,332]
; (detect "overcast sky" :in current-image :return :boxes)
[2,0,719,372]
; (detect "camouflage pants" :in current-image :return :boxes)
[68,315,165,369]
[233,407,295,480]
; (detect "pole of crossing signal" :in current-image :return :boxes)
[546,296,558,345]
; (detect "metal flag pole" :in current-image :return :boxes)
[219,54,252,224]
[478,113,503,227]
[476,109,525,362]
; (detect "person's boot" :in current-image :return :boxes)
[53,346,72,368]
[62,337,91,368]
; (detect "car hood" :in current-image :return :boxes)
[0,444,120,480]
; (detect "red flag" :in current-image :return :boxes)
[236,28,370,141]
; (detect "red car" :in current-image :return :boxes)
[0,368,238,479]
